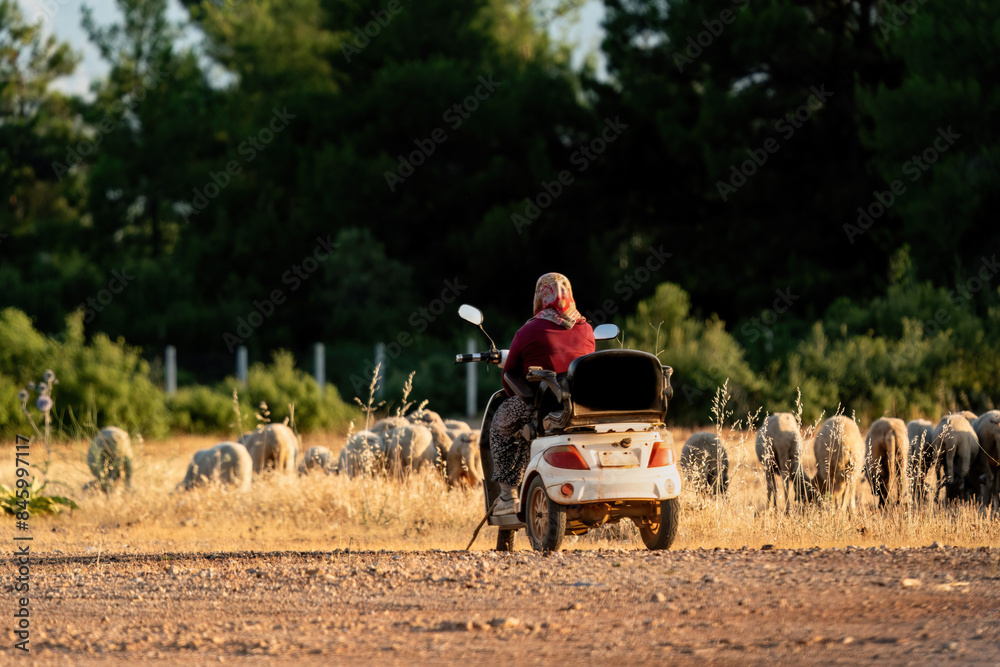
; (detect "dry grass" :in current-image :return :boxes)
[2,423,997,555]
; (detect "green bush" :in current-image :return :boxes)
[167,386,236,435]
[622,283,763,424]
[0,308,169,439]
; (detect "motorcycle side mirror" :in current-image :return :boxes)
[458,304,483,326]
[593,323,619,341]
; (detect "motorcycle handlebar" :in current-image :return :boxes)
[455,351,501,365]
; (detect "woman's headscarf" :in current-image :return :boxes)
[532,272,584,329]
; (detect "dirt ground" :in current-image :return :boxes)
[6,543,999,664]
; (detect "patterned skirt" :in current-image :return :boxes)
[489,395,534,486]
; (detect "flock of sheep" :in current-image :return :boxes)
[680,410,1000,511]
[84,409,485,494]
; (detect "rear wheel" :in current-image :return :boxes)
[495,528,516,552]
[637,497,679,550]
[525,476,566,551]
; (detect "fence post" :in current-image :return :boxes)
[314,342,325,395]
[466,336,477,418]
[237,346,248,385]
[374,342,386,398]
[165,345,177,397]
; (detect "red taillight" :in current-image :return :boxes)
[648,441,674,468]
[543,445,590,470]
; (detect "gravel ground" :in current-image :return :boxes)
[5,544,999,664]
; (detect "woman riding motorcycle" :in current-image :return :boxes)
[489,273,595,516]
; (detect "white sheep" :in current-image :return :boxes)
[370,416,408,438]
[681,432,730,495]
[299,446,336,475]
[444,418,472,443]
[446,431,484,489]
[906,419,936,502]
[812,416,865,511]
[336,430,384,478]
[86,426,134,492]
[180,442,253,492]
[239,423,300,475]
[864,417,909,507]
[755,413,812,510]
[971,411,1000,509]
[408,408,445,428]
[383,422,434,476]
[423,422,453,471]
[933,414,980,501]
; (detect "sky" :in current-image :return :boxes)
[17,0,607,97]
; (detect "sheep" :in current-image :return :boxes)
[446,431,484,489]
[755,413,812,510]
[408,408,445,428]
[86,426,134,492]
[424,422,454,471]
[299,446,336,475]
[972,411,1000,509]
[864,417,909,507]
[371,416,408,439]
[180,442,253,492]
[383,422,434,476]
[907,419,936,502]
[239,423,300,475]
[932,414,980,502]
[960,410,978,422]
[812,416,865,511]
[444,419,472,443]
[680,432,730,495]
[337,430,384,478]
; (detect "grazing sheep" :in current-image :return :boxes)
[960,410,978,422]
[681,432,730,495]
[424,422,453,471]
[239,423,300,475]
[907,419,936,502]
[972,411,1000,509]
[371,416,408,438]
[299,446,336,475]
[408,408,445,428]
[864,417,909,507]
[932,414,980,501]
[337,430,384,478]
[87,426,134,492]
[180,442,253,492]
[812,416,865,511]
[755,413,813,510]
[447,431,484,489]
[444,419,471,432]
[383,422,434,476]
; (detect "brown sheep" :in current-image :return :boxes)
[812,416,865,511]
[755,413,812,510]
[239,423,300,475]
[681,432,730,495]
[864,417,909,507]
[972,411,1000,509]
[446,431,484,489]
[932,414,980,501]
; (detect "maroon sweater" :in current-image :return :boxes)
[501,318,595,396]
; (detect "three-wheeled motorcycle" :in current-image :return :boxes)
[455,304,681,551]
